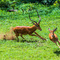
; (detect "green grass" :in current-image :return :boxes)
[0,40,60,60]
[0,3,60,60]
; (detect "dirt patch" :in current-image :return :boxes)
[0,27,16,40]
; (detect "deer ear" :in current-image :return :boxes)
[53,28,57,32]
[48,28,51,32]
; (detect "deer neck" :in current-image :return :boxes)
[51,32,55,38]
[30,25,37,33]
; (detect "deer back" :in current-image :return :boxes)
[13,26,37,35]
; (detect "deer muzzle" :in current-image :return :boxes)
[39,28,42,31]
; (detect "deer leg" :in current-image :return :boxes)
[16,33,19,42]
[29,34,37,36]
[34,32,46,40]
[16,36,19,42]
[55,42,60,48]
[53,41,60,48]
[58,40,60,45]
[20,34,25,39]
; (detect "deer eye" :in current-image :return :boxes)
[35,25,39,27]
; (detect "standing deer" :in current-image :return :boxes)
[13,10,46,42]
[48,28,60,48]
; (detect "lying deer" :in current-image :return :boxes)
[48,28,60,48]
[13,10,46,42]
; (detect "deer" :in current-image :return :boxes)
[12,10,46,42]
[48,28,60,48]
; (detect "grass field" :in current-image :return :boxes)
[0,3,60,60]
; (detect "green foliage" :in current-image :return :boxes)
[0,0,16,10]
[0,0,58,9]
[41,0,56,5]
[0,1,9,8]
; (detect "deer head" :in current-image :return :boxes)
[48,28,57,37]
[29,10,42,31]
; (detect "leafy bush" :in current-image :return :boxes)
[0,1,10,8]
[0,0,60,10]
